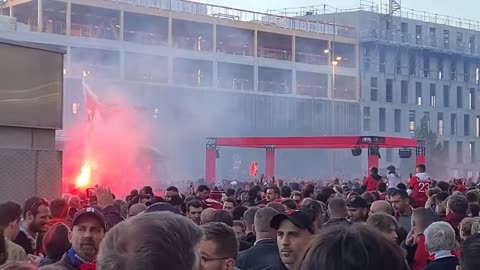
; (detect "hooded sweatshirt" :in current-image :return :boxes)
[408,172,432,208]
[365,173,383,192]
[387,171,401,188]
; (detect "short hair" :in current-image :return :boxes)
[0,201,22,227]
[447,194,469,216]
[436,192,450,202]
[231,206,247,221]
[226,188,236,197]
[224,198,238,207]
[361,192,376,205]
[302,184,315,199]
[291,191,302,198]
[460,218,480,239]
[437,181,450,192]
[367,213,399,233]
[197,185,210,193]
[470,204,480,217]
[114,200,128,217]
[128,203,147,217]
[232,220,245,232]
[424,221,457,252]
[186,200,203,212]
[328,197,346,214]
[416,164,426,173]
[167,195,184,207]
[267,186,280,196]
[243,207,259,226]
[49,199,68,219]
[254,207,278,234]
[210,210,233,227]
[460,234,480,270]
[23,197,49,218]
[466,191,479,203]
[201,222,238,261]
[301,200,324,222]
[300,224,408,270]
[266,202,285,213]
[412,208,438,231]
[427,187,442,198]
[391,189,409,200]
[166,186,179,193]
[97,212,203,270]
[281,199,297,210]
[377,182,387,193]
[280,186,292,198]
[371,167,379,174]
[42,223,71,261]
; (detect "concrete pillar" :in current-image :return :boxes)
[119,9,124,41]
[9,6,14,17]
[213,23,217,53]
[168,15,173,47]
[168,57,173,84]
[37,0,43,32]
[66,46,71,76]
[292,35,296,62]
[66,0,71,35]
[292,69,297,95]
[254,29,258,57]
[254,64,259,92]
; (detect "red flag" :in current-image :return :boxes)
[82,78,101,125]
[249,161,258,176]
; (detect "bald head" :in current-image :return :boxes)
[369,201,394,216]
[128,203,147,217]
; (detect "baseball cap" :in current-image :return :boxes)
[270,210,314,232]
[346,195,368,209]
[72,207,106,230]
[145,202,181,215]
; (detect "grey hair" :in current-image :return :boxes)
[254,207,279,234]
[97,212,204,270]
[424,221,457,252]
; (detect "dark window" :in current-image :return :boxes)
[430,27,437,47]
[416,82,422,105]
[451,113,457,136]
[443,85,450,107]
[409,54,416,76]
[465,61,470,82]
[416,25,423,45]
[430,84,436,107]
[379,108,386,132]
[379,49,386,73]
[465,114,471,136]
[451,60,457,81]
[409,110,416,134]
[370,77,378,101]
[396,53,402,74]
[423,56,430,78]
[444,30,450,49]
[363,106,371,131]
[457,86,463,108]
[394,109,401,133]
[457,141,463,163]
[437,112,444,135]
[401,80,408,104]
[386,79,393,103]
[469,88,475,110]
[438,58,444,80]
[470,142,476,163]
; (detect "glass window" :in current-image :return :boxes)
[379,108,386,132]
[457,86,463,108]
[443,85,450,107]
[438,112,444,136]
[401,80,408,104]
[451,113,457,136]
[394,109,401,133]
[416,82,422,105]
[409,110,416,134]
[386,79,393,102]
[465,114,471,136]
[370,77,378,101]
[430,84,436,107]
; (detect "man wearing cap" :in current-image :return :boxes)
[43,207,106,270]
[346,195,369,223]
[270,210,315,270]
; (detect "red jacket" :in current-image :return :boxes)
[411,234,429,270]
[408,173,432,208]
[365,175,383,191]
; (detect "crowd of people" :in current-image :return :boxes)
[1,164,480,270]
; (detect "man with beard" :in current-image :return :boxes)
[15,197,50,255]
[43,208,106,270]
[346,195,369,223]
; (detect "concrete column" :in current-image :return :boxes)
[9,6,14,17]
[254,64,259,92]
[66,46,71,76]
[119,9,124,41]
[168,57,173,84]
[37,0,43,32]
[292,69,297,95]
[254,29,258,57]
[292,35,296,62]
[213,22,217,53]
[66,0,71,35]
[168,15,173,47]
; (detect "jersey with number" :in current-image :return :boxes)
[409,173,432,207]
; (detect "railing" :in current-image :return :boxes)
[173,36,213,52]
[258,47,291,61]
[70,64,120,78]
[125,70,168,82]
[258,80,291,94]
[216,43,252,56]
[217,78,253,91]
[104,0,356,38]
[295,52,328,65]
[70,23,119,40]
[297,84,327,98]
[124,30,167,46]
[173,73,212,87]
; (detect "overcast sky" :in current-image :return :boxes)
[194,0,479,22]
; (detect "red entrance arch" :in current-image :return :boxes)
[205,136,426,184]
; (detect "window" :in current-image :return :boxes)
[379,108,386,132]
[451,113,457,136]
[364,106,371,131]
[438,112,444,136]
[379,49,386,73]
[477,63,480,84]
[451,60,457,81]
[409,54,416,76]
[401,80,408,104]
[465,61,470,82]
[396,53,402,74]
[457,32,463,50]
[476,116,480,137]
[430,84,436,107]
[438,58,444,80]
[469,88,475,110]
[457,86,463,108]
[409,110,416,134]
[470,142,476,163]
[416,82,422,105]
[423,56,430,78]
[365,47,371,71]
[465,114,471,136]
[416,25,423,45]
[443,85,450,107]
[370,77,378,101]
[430,27,437,47]
[386,79,393,102]
[457,141,463,163]
[401,23,408,42]
[386,148,393,162]
[469,35,475,54]
[72,103,80,114]
[394,109,401,133]
[443,30,450,49]
[424,112,431,131]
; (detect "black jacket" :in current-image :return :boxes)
[14,231,34,255]
[101,205,123,230]
[236,239,281,270]
[424,257,459,270]
[40,253,79,270]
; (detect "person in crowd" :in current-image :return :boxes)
[200,222,238,270]
[387,165,401,189]
[231,206,247,221]
[225,189,236,201]
[367,213,399,243]
[49,199,72,228]
[346,195,369,223]
[445,194,468,239]
[361,192,376,206]
[270,210,315,270]
[236,208,280,270]
[466,190,479,205]
[369,200,394,216]
[302,185,315,200]
[164,186,179,201]
[201,208,216,225]
[433,192,450,218]
[43,207,106,270]
[223,199,237,213]
[290,191,302,207]
[324,197,350,227]
[113,200,128,220]
[390,189,413,232]
[460,217,480,241]
[97,212,203,270]
[145,202,181,215]
[127,203,146,218]
[364,167,383,192]
[402,207,438,270]
[423,221,459,270]
[281,199,297,211]
[425,187,442,209]
[0,202,28,264]
[39,223,71,267]
[67,196,81,220]
[280,186,292,200]
[210,210,234,227]
[185,200,203,225]
[15,197,50,255]
[266,202,286,213]
[469,204,480,217]
[197,185,211,201]
[408,164,432,208]
[459,234,480,270]
[140,186,154,198]
[264,186,282,204]
[167,195,184,213]
[232,221,245,239]
[300,200,324,232]
[377,182,388,200]
[242,207,258,245]
[300,224,409,270]
[318,187,336,203]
